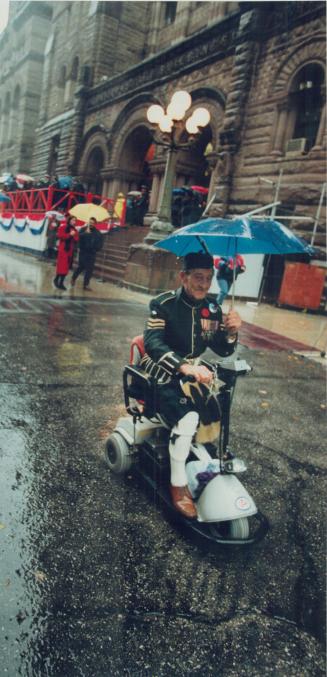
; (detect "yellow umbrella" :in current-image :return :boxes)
[69,203,110,223]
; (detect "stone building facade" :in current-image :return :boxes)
[0,1,325,264]
[0,1,52,174]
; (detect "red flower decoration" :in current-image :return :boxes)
[201,308,210,318]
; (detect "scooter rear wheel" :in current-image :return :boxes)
[104,433,132,474]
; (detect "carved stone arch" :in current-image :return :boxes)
[110,103,155,167]
[187,97,225,150]
[110,93,162,150]
[78,126,109,175]
[190,87,226,109]
[273,38,326,95]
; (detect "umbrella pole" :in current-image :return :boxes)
[230,257,236,309]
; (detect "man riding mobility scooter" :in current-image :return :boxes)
[104,252,269,545]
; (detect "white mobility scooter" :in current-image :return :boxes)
[104,337,269,546]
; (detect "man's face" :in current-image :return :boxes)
[88,218,96,228]
[180,268,213,301]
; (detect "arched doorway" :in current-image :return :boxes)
[118,124,154,191]
[85,147,104,195]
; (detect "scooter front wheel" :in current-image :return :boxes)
[228,517,250,539]
[104,433,132,474]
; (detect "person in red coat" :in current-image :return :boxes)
[53,215,79,290]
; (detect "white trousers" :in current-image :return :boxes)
[169,411,199,486]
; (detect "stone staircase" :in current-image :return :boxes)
[93,226,149,285]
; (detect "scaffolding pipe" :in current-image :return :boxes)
[201,191,217,217]
[310,182,326,246]
[257,171,283,305]
[243,201,281,217]
[273,215,314,221]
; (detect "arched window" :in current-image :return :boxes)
[81,64,93,87]
[9,85,21,145]
[3,93,11,147]
[48,134,60,175]
[71,56,79,81]
[272,62,325,155]
[164,1,177,25]
[58,64,67,88]
[289,64,324,151]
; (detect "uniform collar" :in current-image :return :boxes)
[179,286,207,308]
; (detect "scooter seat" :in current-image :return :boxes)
[123,364,158,418]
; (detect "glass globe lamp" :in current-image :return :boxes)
[158,115,174,133]
[170,90,192,112]
[147,104,165,124]
[185,116,199,135]
[192,107,211,127]
[167,102,186,121]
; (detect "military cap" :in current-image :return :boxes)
[183,251,214,271]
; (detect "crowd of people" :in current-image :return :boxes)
[171,187,207,228]
[125,185,149,226]
[2,173,87,194]
[2,174,208,230]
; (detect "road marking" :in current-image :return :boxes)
[0,297,106,315]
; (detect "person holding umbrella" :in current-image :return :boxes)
[53,215,79,290]
[142,251,241,519]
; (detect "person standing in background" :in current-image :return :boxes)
[215,255,246,305]
[45,216,60,260]
[71,217,103,291]
[53,216,79,290]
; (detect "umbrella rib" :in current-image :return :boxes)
[196,235,210,255]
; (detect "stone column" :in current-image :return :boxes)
[205,151,219,202]
[209,6,261,216]
[145,147,178,242]
[110,178,121,198]
[101,179,109,197]
[66,86,87,175]
[148,173,160,212]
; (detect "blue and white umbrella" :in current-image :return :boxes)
[154,216,315,304]
[154,216,314,257]
[0,192,11,203]
[57,176,73,190]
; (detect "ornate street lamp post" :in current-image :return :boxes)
[145,91,210,242]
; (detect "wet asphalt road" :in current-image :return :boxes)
[0,294,326,677]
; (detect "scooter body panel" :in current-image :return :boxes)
[115,416,165,447]
[196,474,258,523]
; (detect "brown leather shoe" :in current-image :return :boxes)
[170,485,197,519]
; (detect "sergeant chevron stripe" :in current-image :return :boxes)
[147,318,166,328]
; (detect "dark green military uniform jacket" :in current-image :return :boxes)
[142,287,236,381]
